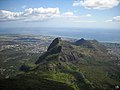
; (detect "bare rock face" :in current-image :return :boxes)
[35,38,62,64]
[47,37,62,51]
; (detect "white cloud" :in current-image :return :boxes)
[0,10,22,21]
[61,12,79,19]
[105,16,120,22]
[22,5,27,9]
[113,16,120,22]
[60,12,94,23]
[22,8,60,21]
[73,0,120,10]
[0,8,94,23]
[63,12,74,16]
[0,7,60,22]
[73,0,81,6]
[74,20,96,23]
[85,14,91,17]
[105,19,113,22]
[62,12,91,18]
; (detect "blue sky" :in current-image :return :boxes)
[0,0,120,29]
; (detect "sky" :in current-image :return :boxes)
[0,0,120,29]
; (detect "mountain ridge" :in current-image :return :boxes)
[35,37,111,67]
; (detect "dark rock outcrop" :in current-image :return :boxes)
[47,37,61,51]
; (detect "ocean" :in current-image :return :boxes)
[0,27,120,43]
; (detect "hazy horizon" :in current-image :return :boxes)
[0,27,120,43]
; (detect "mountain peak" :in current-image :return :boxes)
[75,38,86,45]
[47,37,62,51]
[35,37,62,64]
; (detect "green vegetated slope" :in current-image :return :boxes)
[0,38,120,90]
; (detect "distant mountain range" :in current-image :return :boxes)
[0,37,120,90]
